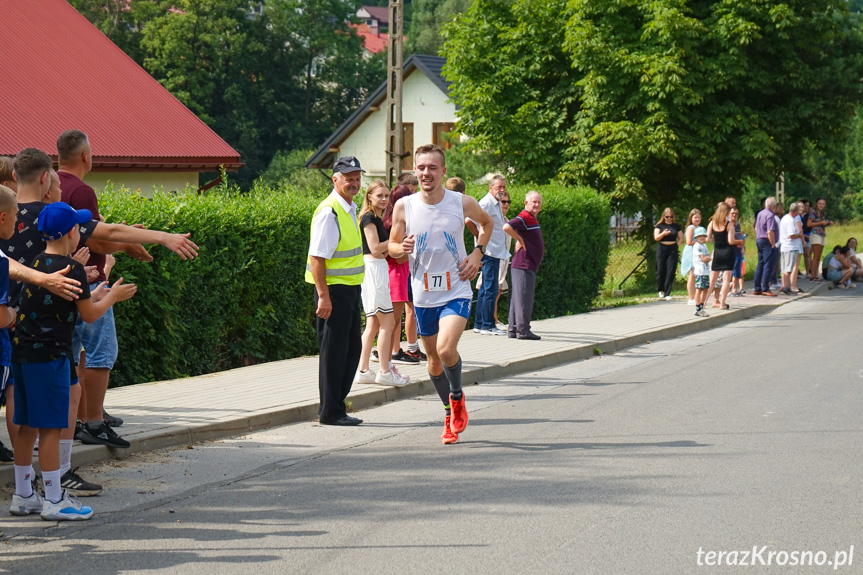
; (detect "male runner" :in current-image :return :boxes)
[388,144,492,444]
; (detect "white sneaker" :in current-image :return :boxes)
[390,363,410,383]
[658,292,665,298]
[664,296,672,301]
[40,490,93,521]
[472,328,481,333]
[353,370,376,385]
[687,299,695,305]
[10,491,44,516]
[487,327,507,336]
[375,370,409,387]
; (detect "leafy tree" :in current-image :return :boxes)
[442,0,575,184]
[67,0,165,64]
[260,149,331,193]
[444,0,863,215]
[405,0,469,56]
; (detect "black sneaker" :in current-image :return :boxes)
[404,348,427,362]
[60,467,102,497]
[0,440,12,462]
[73,420,89,442]
[78,422,131,448]
[103,410,124,427]
[391,349,420,365]
[370,350,379,362]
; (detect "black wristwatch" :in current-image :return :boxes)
[475,244,486,255]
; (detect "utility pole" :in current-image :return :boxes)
[385,0,404,188]
[776,173,785,205]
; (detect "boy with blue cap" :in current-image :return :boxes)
[9,202,136,521]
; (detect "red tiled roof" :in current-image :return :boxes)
[351,23,389,54]
[0,0,242,171]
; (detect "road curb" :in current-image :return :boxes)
[1,285,828,485]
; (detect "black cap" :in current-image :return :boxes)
[333,156,365,174]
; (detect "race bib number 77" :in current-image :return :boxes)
[423,272,451,292]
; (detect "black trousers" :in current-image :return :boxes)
[656,243,679,295]
[315,284,362,423]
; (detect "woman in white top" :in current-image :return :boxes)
[826,245,855,288]
[680,208,702,305]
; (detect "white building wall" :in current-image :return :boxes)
[85,172,199,196]
[337,71,457,181]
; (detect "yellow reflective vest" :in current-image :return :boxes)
[304,195,364,286]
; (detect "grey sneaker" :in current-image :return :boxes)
[10,491,44,516]
[486,327,507,336]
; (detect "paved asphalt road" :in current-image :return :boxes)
[1,291,862,574]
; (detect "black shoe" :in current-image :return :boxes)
[517,333,542,340]
[370,350,379,362]
[391,349,420,365]
[79,422,131,448]
[321,415,363,426]
[0,440,12,462]
[73,420,89,442]
[404,348,427,362]
[60,467,102,497]
[103,410,124,427]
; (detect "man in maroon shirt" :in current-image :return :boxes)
[56,129,199,449]
[503,191,545,340]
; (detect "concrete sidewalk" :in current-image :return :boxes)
[0,278,833,484]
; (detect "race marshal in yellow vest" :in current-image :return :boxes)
[306,156,366,426]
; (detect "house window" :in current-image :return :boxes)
[433,123,456,149]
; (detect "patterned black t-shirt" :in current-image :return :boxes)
[0,202,97,306]
[12,252,91,363]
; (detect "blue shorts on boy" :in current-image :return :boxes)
[415,298,471,337]
[12,252,90,429]
[695,275,710,290]
[11,358,70,428]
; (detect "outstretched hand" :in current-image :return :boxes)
[43,265,83,301]
[164,233,199,260]
[109,277,137,303]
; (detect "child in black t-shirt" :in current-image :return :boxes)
[9,202,136,521]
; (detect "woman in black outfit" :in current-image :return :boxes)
[654,207,683,300]
[707,202,735,309]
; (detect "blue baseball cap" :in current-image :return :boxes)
[38,202,92,241]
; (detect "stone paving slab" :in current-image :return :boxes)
[0,278,832,484]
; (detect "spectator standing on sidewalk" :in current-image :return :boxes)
[680,209,702,305]
[779,202,804,294]
[478,190,512,328]
[473,176,509,335]
[353,180,408,387]
[692,227,711,317]
[57,130,198,450]
[504,191,545,340]
[753,197,778,296]
[808,197,832,281]
[654,207,682,300]
[707,202,734,310]
[729,207,746,296]
[768,203,784,290]
[305,156,366,426]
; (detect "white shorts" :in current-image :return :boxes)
[361,256,393,317]
[810,234,826,246]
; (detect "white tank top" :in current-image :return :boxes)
[404,189,473,307]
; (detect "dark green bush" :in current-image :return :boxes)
[99,180,609,386]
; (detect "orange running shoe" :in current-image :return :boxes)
[441,415,459,444]
[450,393,468,433]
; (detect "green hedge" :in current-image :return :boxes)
[98,181,609,387]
